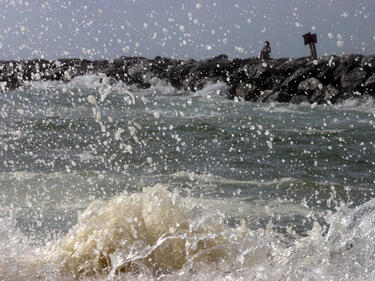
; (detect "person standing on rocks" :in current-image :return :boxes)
[259,41,271,61]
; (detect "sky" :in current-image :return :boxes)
[0,0,374,60]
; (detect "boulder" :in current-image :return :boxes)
[228,60,261,85]
[361,55,375,73]
[290,95,310,104]
[313,56,340,84]
[311,84,339,104]
[364,74,375,94]
[234,82,260,101]
[177,55,234,91]
[274,91,293,102]
[298,77,322,94]
[256,90,293,103]
[340,67,367,90]
[167,60,197,89]
[281,64,317,91]
[276,57,311,77]
[257,90,275,103]
[332,54,363,85]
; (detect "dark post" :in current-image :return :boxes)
[303,32,318,59]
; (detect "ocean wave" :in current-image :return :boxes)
[1,185,375,280]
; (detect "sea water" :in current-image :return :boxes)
[0,75,375,280]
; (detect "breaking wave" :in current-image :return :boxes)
[1,185,375,280]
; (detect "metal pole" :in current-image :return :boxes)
[312,43,317,59]
[309,43,317,59]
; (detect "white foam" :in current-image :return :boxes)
[172,171,297,187]
[25,74,108,91]
[253,102,310,115]
[253,96,375,116]
[192,81,229,99]
[334,96,375,114]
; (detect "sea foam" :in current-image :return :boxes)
[33,185,263,279]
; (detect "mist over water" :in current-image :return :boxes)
[1,76,375,280]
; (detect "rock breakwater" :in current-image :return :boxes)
[1,54,375,104]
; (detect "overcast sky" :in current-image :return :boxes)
[0,0,374,60]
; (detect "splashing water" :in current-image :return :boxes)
[2,185,375,280]
[1,77,375,280]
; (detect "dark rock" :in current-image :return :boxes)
[230,59,285,91]
[276,57,311,77]
[281,64,317,91]
[298,77,322,94]
[338,54,363,70]
[179,54,235,91]
[313,56,340,84]
[231,57,259,70]
[167,59,197,89]
[332,54,363,86]
[256,90,292,103]
[311,84,339,104]
[229,60,259,84]
[234,82,260,101]
[364,74,375,94]
[244,63,272,83]
[274,91,293,102]
[361,55,375,73]
[257,90,278,103]
[340,67,367,90]
[290,95,310,104]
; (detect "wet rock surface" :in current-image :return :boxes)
[1,54,375,104]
